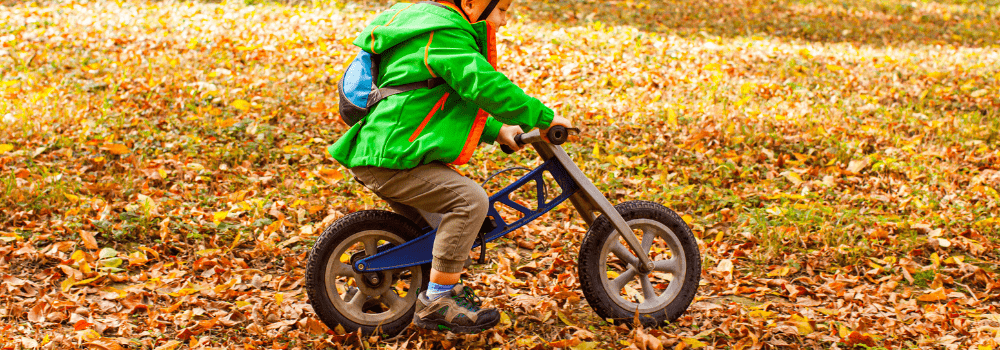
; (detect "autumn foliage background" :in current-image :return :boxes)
[1,0,999,348]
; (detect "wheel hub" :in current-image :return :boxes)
[351,251,390,292]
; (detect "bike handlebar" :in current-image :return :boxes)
[500,126,579,154]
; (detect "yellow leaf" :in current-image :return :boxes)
[767,266,791,277]
[682,337,707,348]
[826,64,845,72]
[61,276,76,292]
[783,171,803,185]
[74,276,100,286]
[196,248,220,256]
[765,206,784,216]
[817,308,840,316]
[944,256,964,265]
[212,211,229,224]
[556,310,576,327]
[681,214,694,225]
[229,231,243,251]
[0,144,13,154]
[275,293,284,304]
[232,99,250,111]
[748,309,774,320]
[789,314,814,335]
[667,108,678,127]
[931,252,940,268]
[592,143,600,157]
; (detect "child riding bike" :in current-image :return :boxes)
[328,0,573,333]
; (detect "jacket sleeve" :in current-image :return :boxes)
[425,29,554,131]
[480,117,503,144]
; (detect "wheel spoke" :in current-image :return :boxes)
[343,286,360,303]
[330,262,354,277]
[609,268,637,293]
[610,241,639,268]
[641,228,655,253]
[639,274,656,303]
[381,289,408,310]
[362,237,379,256]
[344,288,366,313]
[652,258,680,274]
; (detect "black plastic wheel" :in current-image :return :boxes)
[578,201,701,327]
[305,210,430,337]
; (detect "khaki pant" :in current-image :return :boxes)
[350,162,487,273]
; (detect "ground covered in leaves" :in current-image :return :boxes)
[1,0,999,349]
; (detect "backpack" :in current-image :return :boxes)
[338,50,445,126]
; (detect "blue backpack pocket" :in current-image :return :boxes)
[338,50,447,127]
[338,51,377,126]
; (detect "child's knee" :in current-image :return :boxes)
[462,186,490,220]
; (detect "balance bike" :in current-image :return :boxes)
[305,126,701,336]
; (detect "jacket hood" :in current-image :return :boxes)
[354,2,480,54]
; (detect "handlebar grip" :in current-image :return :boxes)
[547,126,569,145]
[500,133,525,154]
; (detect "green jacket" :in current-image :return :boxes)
[328,2,555,169]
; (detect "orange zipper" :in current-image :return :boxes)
[409,92,450,142]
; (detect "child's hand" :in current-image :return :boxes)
[542,116,574,143]
[498,125,524,152]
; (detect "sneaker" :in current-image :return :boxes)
[412,284,500,333]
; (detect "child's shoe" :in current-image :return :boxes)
[413,284,500,333]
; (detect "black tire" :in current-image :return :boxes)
[305,210,430,337]
[578,201,701,327]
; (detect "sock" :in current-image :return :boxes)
[426,282,456,300]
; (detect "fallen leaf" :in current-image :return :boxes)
[79,231,99,250]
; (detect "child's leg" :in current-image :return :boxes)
[350,162,488,275]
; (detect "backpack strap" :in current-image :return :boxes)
[367,77,447,107]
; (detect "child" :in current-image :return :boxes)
[328,0,573,333]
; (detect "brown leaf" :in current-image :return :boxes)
[79,231,99,250]
[28,301,47,323]
[633,328,663,350]
[153,340,181,350]
[85,338,126,350]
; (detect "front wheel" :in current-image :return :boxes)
[578,201,701,327]
[305,210,430,337]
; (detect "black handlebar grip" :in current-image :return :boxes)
[547,126,569,145]
[500,133,525,154]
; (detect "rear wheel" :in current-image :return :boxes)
[305,210,430,337]
[578,201,701,327]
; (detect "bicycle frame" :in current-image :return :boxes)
[353,136,655,273]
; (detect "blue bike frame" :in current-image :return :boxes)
[353,158,580,273]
